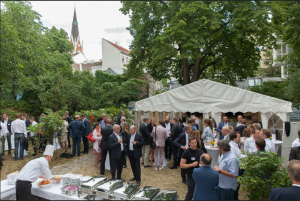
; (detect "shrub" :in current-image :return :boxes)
[238,151,292,200]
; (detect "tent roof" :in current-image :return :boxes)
[135,79,292,114]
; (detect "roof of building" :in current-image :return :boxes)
[106,68,124,75]
[72,61,102,71]
[103,38,130,54]
[72,63,80,71]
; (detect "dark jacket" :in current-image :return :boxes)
[127,132,144,158]
[289,146,300,161]
[82,118,92,137]
[121,130,129,144]
[100,125,113,150]
[234,124,247,135]
[268,186,300,200]
[66,116,72,124]
[2,118,13,133]
[147,123,156,134]
[192,166,219,200]
[116,116,123,125]
[109,132,123,159]
[170,123,182,142]
[68,120,85,138]
[24,118,30,128]
[139,123,151,145]
[162,122,173,137]
[173,132,188,158]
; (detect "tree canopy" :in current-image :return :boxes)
[120,1,276,85]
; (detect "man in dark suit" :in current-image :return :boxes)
[170,117,182,169]
[191,115,200,130]
[174,124,192,184]
[162,115,173,160]
[109,124,124,180]
[2,113,13,155]
[139,117,152,167]
[217,116,233,140]
[269,160,300,200]
[100,119,113,175]
[235,119,247,136]
[80,114,91,154]
[65,111,72,148]
[233,115,244,128]
[289,146,300,161]
[68,115,85,157]
[128,125,144,185]
[116,111,125,125]
[21,113,30,128]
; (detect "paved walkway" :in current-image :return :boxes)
[50,153,94,175]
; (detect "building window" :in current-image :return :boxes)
[248,78,262,87]
[122,56,124,63]
[276,44,288,59]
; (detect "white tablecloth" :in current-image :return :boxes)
[53,138,61,150]
[1,179,85,200]
[274,140,283,153]
[205,145,220,168]
[4,136,15,151]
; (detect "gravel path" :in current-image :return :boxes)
[50,153,94,175]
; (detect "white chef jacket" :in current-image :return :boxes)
[244,136,258,154]
[292,138,300,148]
[15,157,53,183]
[229,141,246,160]
[1,122,8,137]
[11,119,27,137]
[265,138,276,153]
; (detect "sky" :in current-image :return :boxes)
[30,1,133,61]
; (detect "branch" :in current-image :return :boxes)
[201,36,228,56]
[203,22,230,41]
[200,57,223,72]
[160,0,173,14]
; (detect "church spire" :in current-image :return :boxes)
[70,6,83,54]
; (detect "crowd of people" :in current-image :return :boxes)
[1,111,300,201]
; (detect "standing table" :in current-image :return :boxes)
[205,145,220,168]
[274,140,283,153]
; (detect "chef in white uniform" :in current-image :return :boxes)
[15,145,61,201]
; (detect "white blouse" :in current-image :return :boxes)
[93,129,102,150]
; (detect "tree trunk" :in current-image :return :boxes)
[179,44,190,85]
[191,57,202,83]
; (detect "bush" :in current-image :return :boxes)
[238,151,292,200]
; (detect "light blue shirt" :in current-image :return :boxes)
[114,132,123,151]
[101,121,106,128]
[218,151,239,190]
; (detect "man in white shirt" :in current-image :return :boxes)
[2,113,13,156]
[244,129,260,154]
[260,129,275,153]
[29,116,38,156]
[229,131,246,159]
[11,114,27,161]
[222,126,231,142]
[15,145,61,201]
[0,116,8,161]
[292,130,300,148]
[234,115,244,128]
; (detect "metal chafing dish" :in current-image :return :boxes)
[131,186,160,200]
[95,180,123,199]
[79,176,107,194]
[109,182,140,200]
[152,189,179,200]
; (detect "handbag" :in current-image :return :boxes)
[87,132,96,143]
[151,128,157,149]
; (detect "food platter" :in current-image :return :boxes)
[37,180,52,188]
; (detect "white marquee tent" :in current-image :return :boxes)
[135,79,293,162]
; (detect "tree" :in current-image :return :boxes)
[120,1,276,85]
[250,81,289,102]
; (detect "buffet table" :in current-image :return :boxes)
[0,178,85,201]
[205,145,220,168]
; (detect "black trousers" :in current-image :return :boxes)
[111,151,124,179]
[128,150,141,181]
[82,136,89,153]
[171,142,178,167]
[185,178,195,200]
[100,148,111,174]
[38,135,47,151]
[164,137,172,159]
[16,180,32,201]
[67,130,71,148]
[233,168,244,200]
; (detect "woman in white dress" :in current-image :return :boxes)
[201,118,214,143]
[93,122,102,167]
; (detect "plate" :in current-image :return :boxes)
[37,180,52,188]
